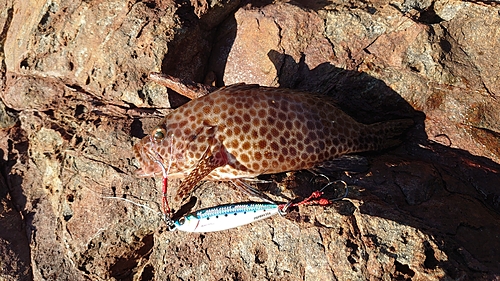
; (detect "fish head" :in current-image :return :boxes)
[133,124,174,177]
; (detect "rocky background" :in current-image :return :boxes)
[1,0,500,280]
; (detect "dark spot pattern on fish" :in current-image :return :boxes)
[134,84,413,201]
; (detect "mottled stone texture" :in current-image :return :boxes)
[1,0,499,280]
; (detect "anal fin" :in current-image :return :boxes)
[312,155,370,174]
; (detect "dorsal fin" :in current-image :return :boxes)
[217,84,335,102]
[216,83,260,93]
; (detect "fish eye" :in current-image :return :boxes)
[178,217,185,225]
[153,128,166,141]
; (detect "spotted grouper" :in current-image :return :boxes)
[134,83,413,201]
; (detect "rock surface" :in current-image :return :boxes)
[1,0,500,280]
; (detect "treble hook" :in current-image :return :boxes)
[310,174,349,201]
[278,178,349,214]
[320,180,349,202]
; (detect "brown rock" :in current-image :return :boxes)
[439,3,500,97]
[0,0,499,280]
[210,3,336,88]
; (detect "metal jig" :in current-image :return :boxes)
[170,202,280,232]
[169,179,349,232]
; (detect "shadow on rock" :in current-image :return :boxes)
[0,132,33,280]
[264,50,500,278]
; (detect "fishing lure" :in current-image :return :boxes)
[168,179,349,232]
[171,202,281,232]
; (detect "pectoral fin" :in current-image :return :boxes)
[175,144,228,201]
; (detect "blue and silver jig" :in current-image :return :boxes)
[171,202,282,232]
[165,179,349,232]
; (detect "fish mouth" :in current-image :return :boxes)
[133,137,163,177]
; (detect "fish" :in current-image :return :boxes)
[134,83,413,201]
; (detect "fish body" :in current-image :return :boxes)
[134,84,413,200]
[173,202,279,232]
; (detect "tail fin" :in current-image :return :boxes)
[363,119,414,151]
